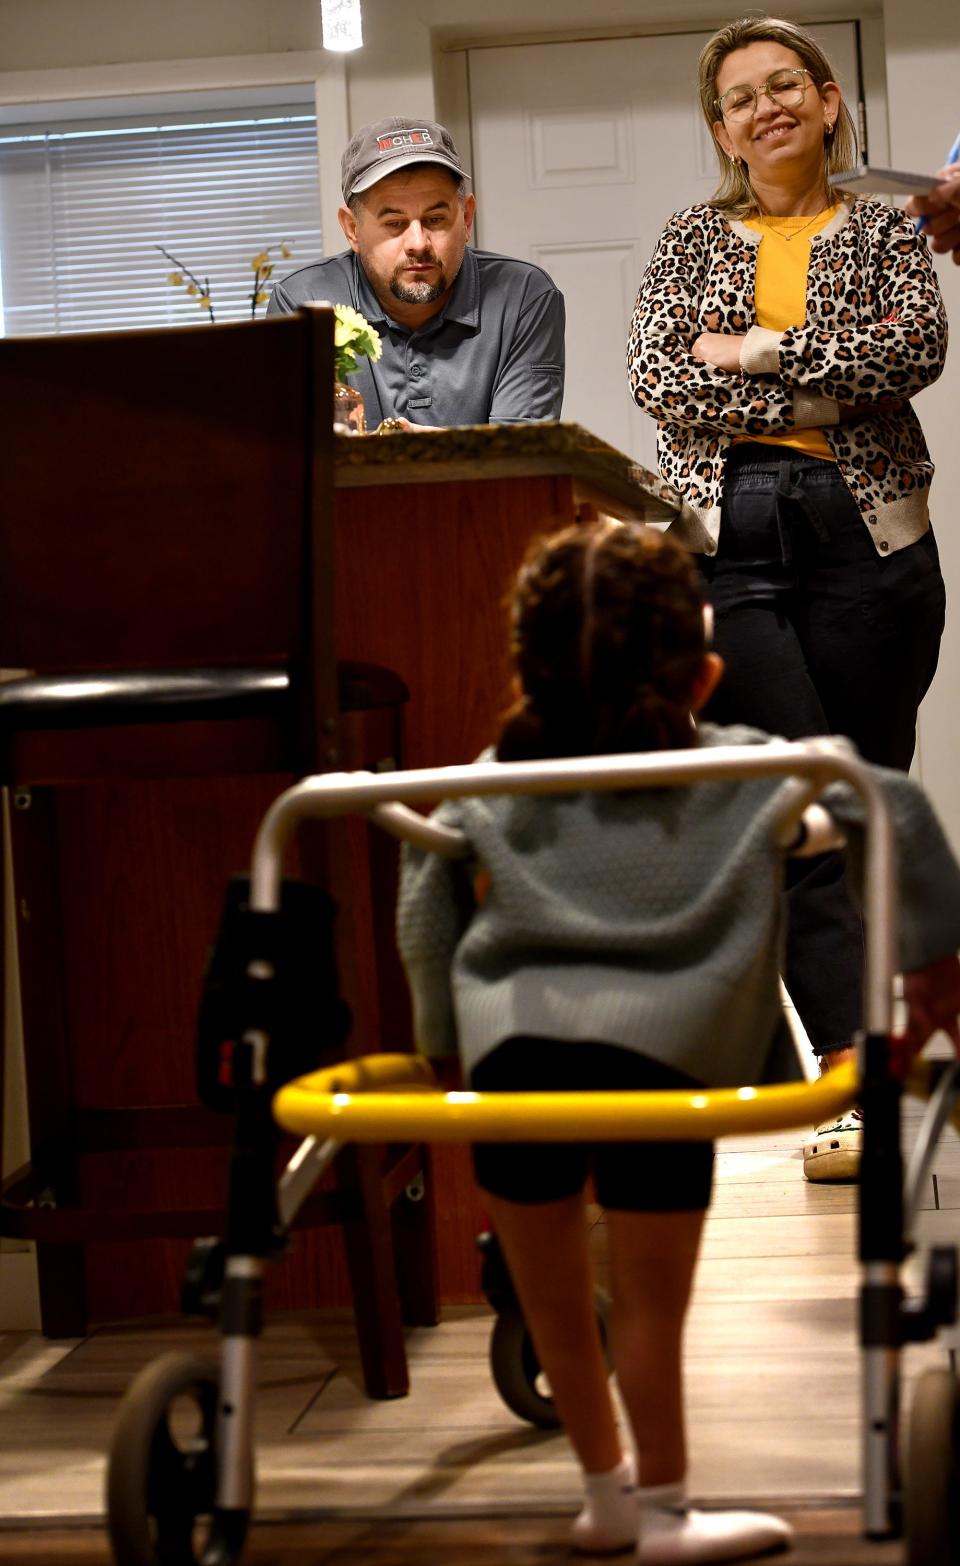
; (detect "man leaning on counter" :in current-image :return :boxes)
[268,117,565,429]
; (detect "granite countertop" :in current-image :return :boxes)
[333,421,679,523]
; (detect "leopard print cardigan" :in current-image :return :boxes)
[626,198,947,556]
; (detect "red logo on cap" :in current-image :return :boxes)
[376,129,435,153]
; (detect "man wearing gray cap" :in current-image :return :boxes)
[268,117,565,428]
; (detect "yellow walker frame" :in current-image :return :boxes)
[106,740,960,1566]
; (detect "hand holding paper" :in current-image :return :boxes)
[904,134,960,262]
[831,135,960,264]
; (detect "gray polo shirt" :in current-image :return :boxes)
[267,247,564,426]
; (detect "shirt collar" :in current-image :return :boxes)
[353,245,480,333]
[438,245,480,328]
[353,252,389,324]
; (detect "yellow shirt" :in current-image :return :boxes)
[739,205,838,460]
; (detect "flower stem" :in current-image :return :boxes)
[156,246,215,323]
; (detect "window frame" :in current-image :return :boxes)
[0,102,329,335]
[0,49,349,254]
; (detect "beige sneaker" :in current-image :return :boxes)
[803,1106,863,1181]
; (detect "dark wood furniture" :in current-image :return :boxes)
[0,412,674,1330]
[333,422,676,773]
[331,425,677,1302]
[0,312,435,1398]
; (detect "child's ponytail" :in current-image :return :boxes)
[497,523,707,762]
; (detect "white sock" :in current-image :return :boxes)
[571,1453,638,1554]
[635,1481,793,1564]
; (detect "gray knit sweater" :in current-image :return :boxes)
[396,726,960,1087]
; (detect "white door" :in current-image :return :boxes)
[469,25,861,467]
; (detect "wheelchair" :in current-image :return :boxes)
[104,740,960,1566]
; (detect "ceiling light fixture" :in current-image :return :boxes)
[321,0,363,52]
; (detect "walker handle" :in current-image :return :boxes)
[273,1055,859,1144]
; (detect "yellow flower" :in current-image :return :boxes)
[254,292,269,306]
[167,271,184,286]
[280,243,292,258]
[198,295,211,308]
[333,303,382,362]
[250,251,269,271]
[185,283,198,297]
[260,264,273,279]
[334,303,369,337]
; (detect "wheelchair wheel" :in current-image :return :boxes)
[106,1350,246,1566]
[490,1292,611,1430]
[905,1366,960,1566]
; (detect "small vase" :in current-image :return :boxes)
[333,378,366,435]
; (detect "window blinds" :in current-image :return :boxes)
[0,111,323,336]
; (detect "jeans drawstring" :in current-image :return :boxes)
[773,458,832,565]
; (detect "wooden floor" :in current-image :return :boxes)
[0,1081,956,1565]
[0,1507,905,1564]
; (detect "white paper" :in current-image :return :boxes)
[829,166,941,195]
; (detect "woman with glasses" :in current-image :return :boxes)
[628,15,947,1182]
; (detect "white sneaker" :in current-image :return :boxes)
[802,1106,863,1182]
[637,1502,793,1563]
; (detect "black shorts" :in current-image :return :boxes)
[469,1037,715,1212]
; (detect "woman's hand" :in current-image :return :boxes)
[905,169,960,262]
[376,418,444,433]
[692,332,747,373]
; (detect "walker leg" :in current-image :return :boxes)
[858,1030,905,1539]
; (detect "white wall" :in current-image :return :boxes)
[883,0,960,848]
[0,0,883,122]
[0,0,434,120]
[0,0,327,67]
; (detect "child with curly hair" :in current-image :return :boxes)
[398,522,960,1564]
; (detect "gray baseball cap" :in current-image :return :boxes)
[341,117,471,202]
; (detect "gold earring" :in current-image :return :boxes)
[824,120,834,137]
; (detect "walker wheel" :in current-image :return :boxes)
[489,1292,611,1430]
[905,1366,960,1566]
[106,1351,246,1566]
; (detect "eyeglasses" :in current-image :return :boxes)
[716,68,812,122]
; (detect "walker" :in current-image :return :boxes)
[104,740,960,1566]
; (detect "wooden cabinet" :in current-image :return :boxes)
[31,425,674,1319]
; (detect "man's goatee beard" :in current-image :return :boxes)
[390,270,447,306]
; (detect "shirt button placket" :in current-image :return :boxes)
[407,340,431,414]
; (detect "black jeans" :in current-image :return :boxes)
[699,445,945,1055]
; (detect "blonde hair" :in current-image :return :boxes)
[698,15,859,217]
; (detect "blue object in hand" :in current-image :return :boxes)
[916,130,960,233]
